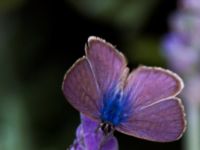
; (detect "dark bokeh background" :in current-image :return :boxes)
[0,0,184,150]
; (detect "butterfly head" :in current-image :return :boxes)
[100,122,115,135]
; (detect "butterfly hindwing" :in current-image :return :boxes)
[116,98,186,142]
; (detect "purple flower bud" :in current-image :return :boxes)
[180,0,200,13]
[162,0,200,106]
[69,114,118,150]
[183,75,200,105]
[162,33,198,73]
[169,12,200,47]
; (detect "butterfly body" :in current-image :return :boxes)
[100,89,128,126]
[62,36,186,142]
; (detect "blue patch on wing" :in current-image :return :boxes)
[100,88,129,126]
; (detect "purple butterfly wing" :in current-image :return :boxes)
[116,66,186,142]
[86,36,128,94]
[62,57,101,120]
[123,66,184,110]
[116,98,186,142]
[63,36,128,121]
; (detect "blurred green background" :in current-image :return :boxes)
[0,0,184,150]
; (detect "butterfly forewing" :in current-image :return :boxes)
[116,98,186,142]
[86,36,128,94]
[62,57,101,120]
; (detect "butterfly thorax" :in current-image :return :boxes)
[100,89,128,127]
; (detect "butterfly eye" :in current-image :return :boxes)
[100,122,114,136]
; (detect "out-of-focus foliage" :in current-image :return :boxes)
[0,0,25,13]
[67,0,159,30]
[125,37,165,66]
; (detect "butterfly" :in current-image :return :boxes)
[62,36,186,142]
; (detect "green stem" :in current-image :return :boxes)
[184,102,200,150]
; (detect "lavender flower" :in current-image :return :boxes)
[69,114,118,150]
[163,4,200,75]
[170,12,200,48]
[162,0,200,150]
[180,0,200,12]
[162,33,198,74]
[183,75,200,105]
